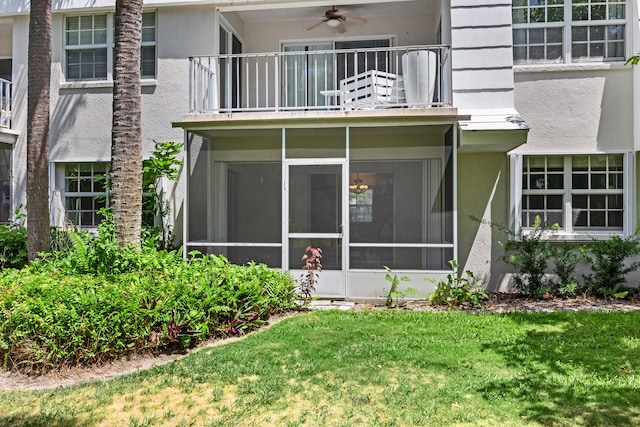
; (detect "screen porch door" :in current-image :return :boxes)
[286,160,346,297]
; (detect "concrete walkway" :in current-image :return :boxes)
[308,300,357,311]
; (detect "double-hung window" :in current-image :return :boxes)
[511,153,633,237]
[63,163,108,228]
[512,0,626,64]
[65,12,157,81]
[65,15,108,80]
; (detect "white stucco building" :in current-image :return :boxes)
[0,0,638,298]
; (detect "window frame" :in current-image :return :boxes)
[512,0,628,65]
[64,11,157,82]
[64,14,111,81]
[61,162,109,229]
[510,152,635,240]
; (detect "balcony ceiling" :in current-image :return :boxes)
[223,1,435,23]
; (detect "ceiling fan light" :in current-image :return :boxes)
[326,19,341,28]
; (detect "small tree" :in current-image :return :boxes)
[111,0,144,247]
[26,0,53,260]
[142,140,183,249]
[298,246,322,299]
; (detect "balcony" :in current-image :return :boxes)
[188,45,450,115]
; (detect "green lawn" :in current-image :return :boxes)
[1,310,639,426]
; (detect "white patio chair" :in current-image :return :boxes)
[339,70,405,111]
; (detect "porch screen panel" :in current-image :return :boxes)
[285,127,346,159]
[186,129,282,267]
[349,126,453,271]
[0,146,10,223]
[189,246,281,267]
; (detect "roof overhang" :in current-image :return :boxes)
[458,109,530,153]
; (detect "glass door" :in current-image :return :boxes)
[287,161,346,297]
[282,43,334,109]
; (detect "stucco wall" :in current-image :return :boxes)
[239,12,436,54]
[457,152,511,290]
[513,66,634,153]
[10,4,217,236]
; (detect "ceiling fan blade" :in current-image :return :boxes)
[337,21,347,33]
[307,19,328,31]
[344,16,368,24]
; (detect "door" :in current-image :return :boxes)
[219,23,242,110]
[287,161,346,297]
[282,43,334,109]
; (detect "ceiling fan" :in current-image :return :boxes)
[307,6,368,34]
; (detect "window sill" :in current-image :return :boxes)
[514,62,628,73]
[519,229,624,242]
[60,79,158,90]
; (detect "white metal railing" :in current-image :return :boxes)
[189,45,450,114]
[0,78,11,129]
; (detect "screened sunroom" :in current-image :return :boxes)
[183,122,456,298]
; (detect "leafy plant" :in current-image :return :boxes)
[582,234,640,297]
[0,251,296,371]
[142,140,183,250]
[501,216,556,297]
[298,246,322,299]
[384,266,416,307]
[0,224,27,270]
[428,260,487,308]
[550,242,583,297]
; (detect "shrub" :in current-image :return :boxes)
[582,234,640,297]
[501,217,555,297]
[0,243,296,370]
[428,260,487,308]
[550,242,582,297]
[0,224,27,270]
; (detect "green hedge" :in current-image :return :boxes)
[0,252,296,371]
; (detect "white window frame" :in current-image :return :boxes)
[61,162,109,229]
[512,0,628,65]
[510,152,634,240]
[64,11,157,82]
[64,14,111,81]
[140,11,158,79]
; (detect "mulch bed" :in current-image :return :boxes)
[380,293,640,313]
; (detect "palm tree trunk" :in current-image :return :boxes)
[111,0,144,247]
[27,0,52,260]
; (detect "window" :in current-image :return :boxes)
[63,163,108,228]
[65,15,108,80]
[514,153,631,236]
[512,0,626,64]
[349,188,373,223]
[65,12,156,81]
[140,12,157,78]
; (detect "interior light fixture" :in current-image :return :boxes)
[326,19,341,28]
[349,174,369,194]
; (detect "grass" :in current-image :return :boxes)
[0,309,639,426]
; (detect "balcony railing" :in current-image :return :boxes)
[0,78,11,129]
[189,45,450,114]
